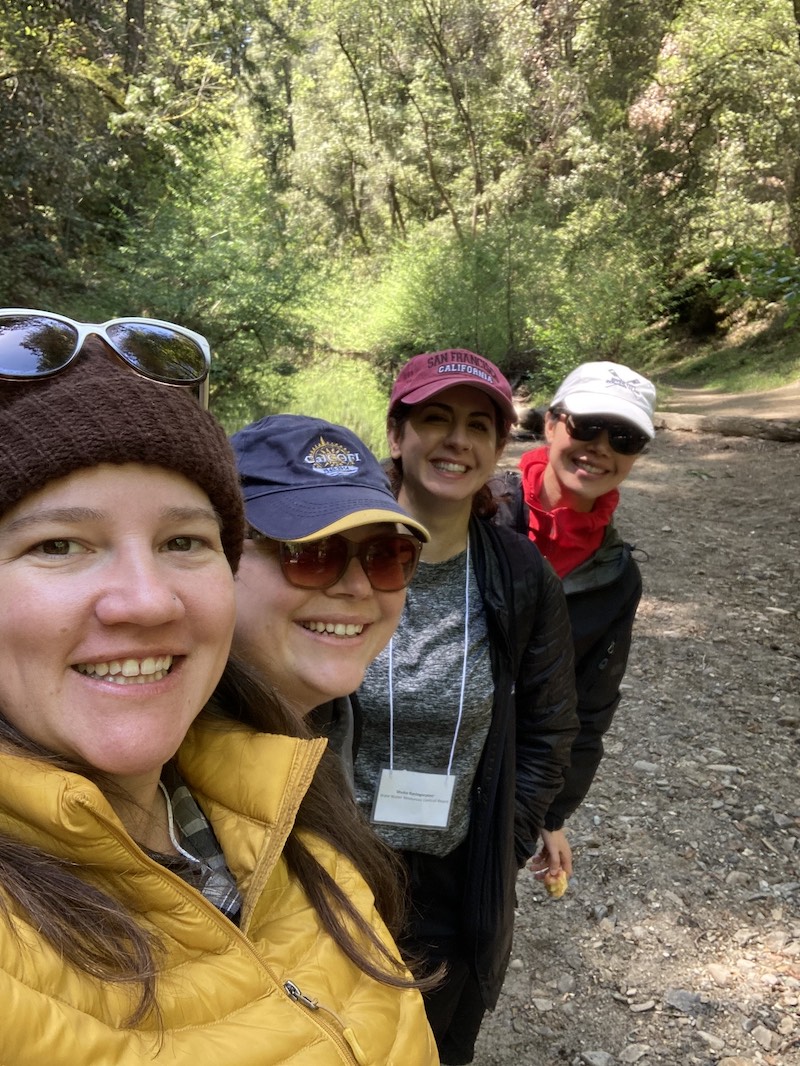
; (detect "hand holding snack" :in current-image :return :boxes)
[543,869,569,899]
[528,829,572,898]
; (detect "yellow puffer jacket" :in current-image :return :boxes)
[0,721,438,1065]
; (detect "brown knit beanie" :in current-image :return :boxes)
[0,339,245,569]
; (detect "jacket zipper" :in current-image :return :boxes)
[80,803,364,1065]
[284,981,365,1065]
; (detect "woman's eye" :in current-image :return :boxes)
[165,536,205,552]
[32,539,84,557]
[470,421,490,433]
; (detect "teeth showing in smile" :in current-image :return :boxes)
[433,461,467,473]
[302,621,365,637]
[575,460,606,475]
[74,656,174,684]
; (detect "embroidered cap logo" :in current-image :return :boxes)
[304,436,362,477]
[605,368,644,400]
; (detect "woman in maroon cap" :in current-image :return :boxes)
[353,349,579,1065]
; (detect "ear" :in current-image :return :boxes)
[544,411,558,445]
[387,418,403,459]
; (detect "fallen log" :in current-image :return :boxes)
[655,411,800,442]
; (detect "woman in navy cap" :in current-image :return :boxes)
[352,350,579,1065]
[230,414,428,781]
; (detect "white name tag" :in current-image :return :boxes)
[371,768,456,829]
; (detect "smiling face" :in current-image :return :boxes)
[0,464,235,788]
[233,523,406,715]
[542,410,640,511]
[387,385,504,516]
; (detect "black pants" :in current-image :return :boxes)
[401,842,487,1065]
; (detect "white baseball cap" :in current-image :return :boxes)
[551,361,657,438]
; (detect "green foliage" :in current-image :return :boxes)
[309,217,564,377]
[652,310,800,392]
[3,0,800,416]
[521,206,666,392]
[0,3,124,302]
[80,121,322,431]
[308,206,663,398]
[709,246,800,326]
[282,355,390,455]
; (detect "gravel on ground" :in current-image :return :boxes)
[472,428,800,1066]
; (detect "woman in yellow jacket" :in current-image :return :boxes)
[0,310,438,1065]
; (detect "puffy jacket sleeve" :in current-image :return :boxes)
[544,552,642,830]
[511,547,579,862]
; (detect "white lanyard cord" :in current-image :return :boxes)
[387,541,470,778]
[388,638,395,770]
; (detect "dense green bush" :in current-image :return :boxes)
[708,246,800,326]
[308,211,664,399]
[282,354,390,456]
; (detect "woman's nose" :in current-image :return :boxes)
[327,556,373,598]
[444,421,470,449]
[94,552,185,627]
[587,429,613,455]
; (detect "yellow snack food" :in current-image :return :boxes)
[543,870,569,899]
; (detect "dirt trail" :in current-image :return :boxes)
[472,424,800,1066]
[658,381,800,420]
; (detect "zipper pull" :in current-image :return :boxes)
[284,980,319,1011]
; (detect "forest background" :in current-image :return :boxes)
[4,0,800,450]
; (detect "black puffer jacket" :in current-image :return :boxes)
[491,471,642,831]
[463,516,578,1007]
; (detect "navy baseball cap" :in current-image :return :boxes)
[230,414,429,543]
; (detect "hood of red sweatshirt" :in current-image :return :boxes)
[519,446,618,578]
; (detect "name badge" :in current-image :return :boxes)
[372,768,456,829]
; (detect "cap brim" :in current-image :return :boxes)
[289,509,429,542]
[398,380,517,426]
[244,488,429,543]
[560,393,655,438]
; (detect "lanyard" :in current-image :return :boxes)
[387,541,470,777]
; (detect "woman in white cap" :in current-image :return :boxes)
[502,360,656,880]
[352,349,579,1066]
[229,414,429,781]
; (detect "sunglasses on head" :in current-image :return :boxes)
[0,309,211,407]
[553,408,649,456]
[247,529,422,591]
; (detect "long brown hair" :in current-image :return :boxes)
[0,657,427,1027]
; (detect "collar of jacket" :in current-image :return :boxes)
[0,722,327,926]
[560,521,631,596]
[468,515,517,669]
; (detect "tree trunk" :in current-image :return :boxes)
[124,0,145,77]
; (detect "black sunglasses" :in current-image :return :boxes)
[248,530,422,592]
[0,309,211,407]
[553,408,649,456]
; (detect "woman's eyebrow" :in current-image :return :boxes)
[2,505,222,534]
[162,506,223,528]
[2,507,104,533]
[424,401,493,419]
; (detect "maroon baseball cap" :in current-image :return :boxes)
[389,349,517,428]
